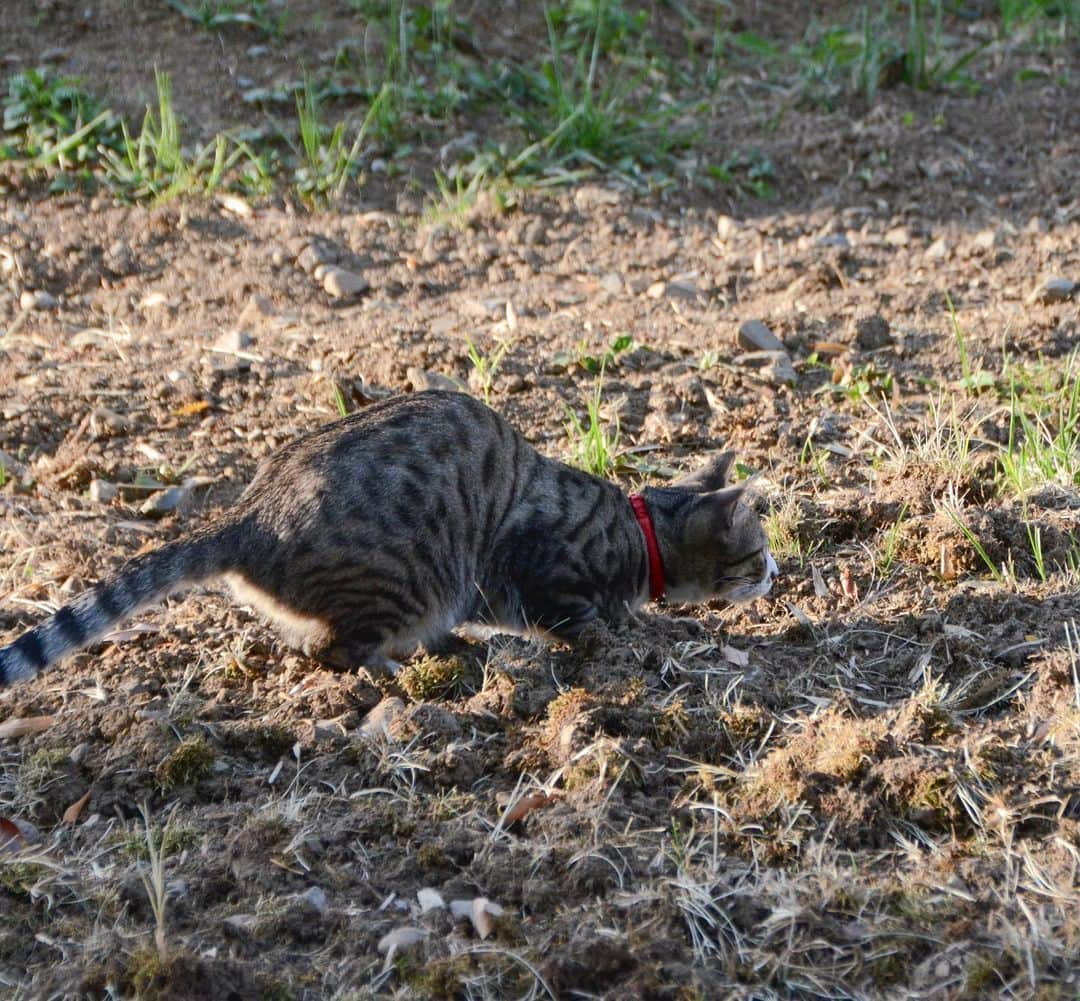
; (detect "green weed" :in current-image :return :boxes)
[878,503,910,577]
[292,78,390,200]
[1,68,120,185]
[465,335,514,406]
[555,333,633,374]
[946,292,994,393]
[943,505,1005,584]
[566,370,621,477]
[999,352,1080,497]
[166,0,284,37]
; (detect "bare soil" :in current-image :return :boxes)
[1,3,1078,999]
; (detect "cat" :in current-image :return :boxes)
[0,390,777,686]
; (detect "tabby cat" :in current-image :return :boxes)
[0,391,777,686]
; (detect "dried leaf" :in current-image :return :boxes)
[721,644,749,668]
[811,340,848,355]
[0,815,43,852]
[62,790,91,825]
[811,563,829,598]
[470,897,504,940]
[0,715,57,739]
[839,565,859,603]
[501,792,553,827]
[377,926,426,954]
[174,400,211,417]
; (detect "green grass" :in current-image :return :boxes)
[999,352,1080,498]
[166,0,284,37]
[466,335,514,406]
[944,505,1005,584]
[566,370,621,477]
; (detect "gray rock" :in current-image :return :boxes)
[736,349,797,386]
[300,886,329,914]
[88,479,118,504]
[816,233,851,251]
[855,314,893,350]
[361,697,407,738]
[738,319,784,353]
[296,242,337,274]
[1028,276,1076,304]
[322,266,369,299]
[406,368,467,393]
[20,289,57,310]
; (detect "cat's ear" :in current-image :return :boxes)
[673,451,736,493]
[686,485,744,535]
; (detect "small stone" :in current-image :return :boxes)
[322,267,369,299]
[716,214,738,240]
[736,349,797,386]
[973,228,998,250]
[573,185,620,211]
[599,272,622,295]
[296,242,336,274]
[1028,276,1076,304]
[926,238,949,260]
[417,888,445,913]
[212,329,253,354]
[663,280,701,300]
[645,280,666,299]
[88,479,118,504]
[20,289,57,310]
[738,319,784,352]
[269,246,288,268]
[855,314,893,350]
[237,293,276,327]
[139,291,169,310]
[752,248,766,275]
[300,886,329,914]
[216,193,252,217]
[361,697,407,738]
[406,368,467,394]
[816,233,850,251]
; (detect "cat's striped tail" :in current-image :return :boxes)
[0,528,235,687]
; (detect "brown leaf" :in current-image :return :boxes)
[839,565,859,603]
[0,715,57,739]
[0,815,42,853]
[502,792,554,827]
[811,340,848,355]
[62,790,91,824]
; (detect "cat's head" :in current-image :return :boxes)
[644,452,777,605]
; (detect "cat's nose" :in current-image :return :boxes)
[765,553,779,581]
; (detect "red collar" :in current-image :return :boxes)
[629,494,665,602]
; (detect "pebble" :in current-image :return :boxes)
[296,243,336,274]
[237,294,277,327]
[417,888,445,913]
[855,314,893,350]
[972,228,999,250]
[738,319,785,352]
[573,185,621,210]
[1027,276,1075,304]
[816,233,851,251]
[212,329,254,354]
[322,266,369,299]
[361,697,407,738]
[88,479,118,504]
[20,289,57,310]
[884,226,909,247]
[300,886,329,914]
[716,214,738,240]
[925,237,949,260]
[406,368,467,393]
[736,349,797,386]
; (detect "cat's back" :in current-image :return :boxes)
[239,391,528,516]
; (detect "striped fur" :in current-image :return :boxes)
[0,391,775,686]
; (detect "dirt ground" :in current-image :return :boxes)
[1,2,1078,999]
